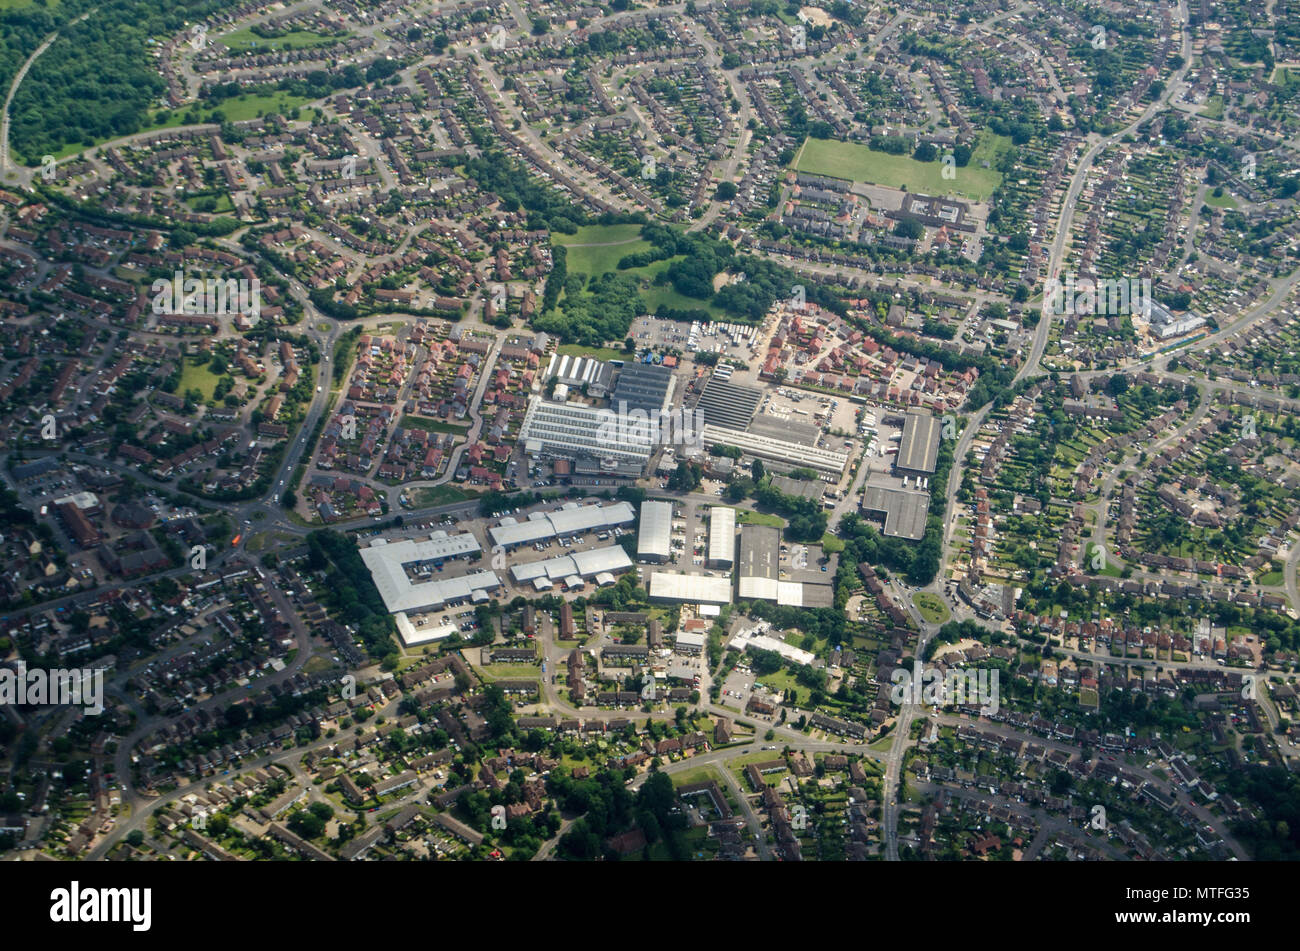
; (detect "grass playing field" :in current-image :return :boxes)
[554,224,651,275]
[793,133,1009,202]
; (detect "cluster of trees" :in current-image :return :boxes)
[753,481,827,542]
[5,1,355,161]
[744,601,847,648]
[557,769,690,860]
[839,510,940,588]
[533,271,646,347]
[587,570,645,612]
[623,225,845,324]
[305,530,397,660]
[1225,767,1300,860]
[553,765,635,859]
[461,152,592,233]
[286,801,334,840]
[667,459,704,492]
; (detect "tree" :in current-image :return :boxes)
[894,218,924,240]
[288,809,325,839]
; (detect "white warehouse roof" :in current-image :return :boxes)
[365,531,482,562]
[489,500,635,548]
[648,571,734,605]
[708,506,736,565]
[361,553,501,613]
[360,533,491,613]
[510,545,633,584]
[637,500,673,560]
[700,423,849,476]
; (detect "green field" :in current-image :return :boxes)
[551,226,728,317]
[557,342,631,362]
[739,511,786,528]
[1198,95,1225,120]
[184,192,235,214]
[244,530,295,554]
[639,279,725,317]
[913,593,950,624]
[219,27,345,53]
[1204,189,1238,209]
[554,224,651,275]
[473,663,541,682]
[793,133,1009,202]
[177,356,224,401]
[411,485,480,506]
[1270,67,1300,88]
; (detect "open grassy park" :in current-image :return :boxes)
[913,592,951,624]
[177,355,224,401]
[793,133,1010,202]
[553,224,651,275]
[218,27,345,53]
[552,224,728,317]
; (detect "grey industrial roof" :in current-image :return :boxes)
[861,484,930,540]
[637,500,674,560]
[359,533,490,612]
[897,412,942,474]
[748,415,819,447]
[696,377,763,430]
[547,353,615,391]
[738,524,780,582]
[364,531,482,562]
[737,578,835,607]
[611,362,675,415]
[770,475,825,500]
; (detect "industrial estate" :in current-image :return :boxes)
[0,0,1295,880]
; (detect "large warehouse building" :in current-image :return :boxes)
[896,412,942,478]
[860,483,930,540]
[647,571,734,605]
[735,523,834,607]
[695,376,763,430]
[489,500,635,550]
[637,500,673,563]
[518,397,657,471]
[544,353,615,397]
[707,506,736,569]
[510,545,633,590]
[699,424,849,477]
[737,524,780,598]
[610,362,676,415]
[361,536,502,615]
